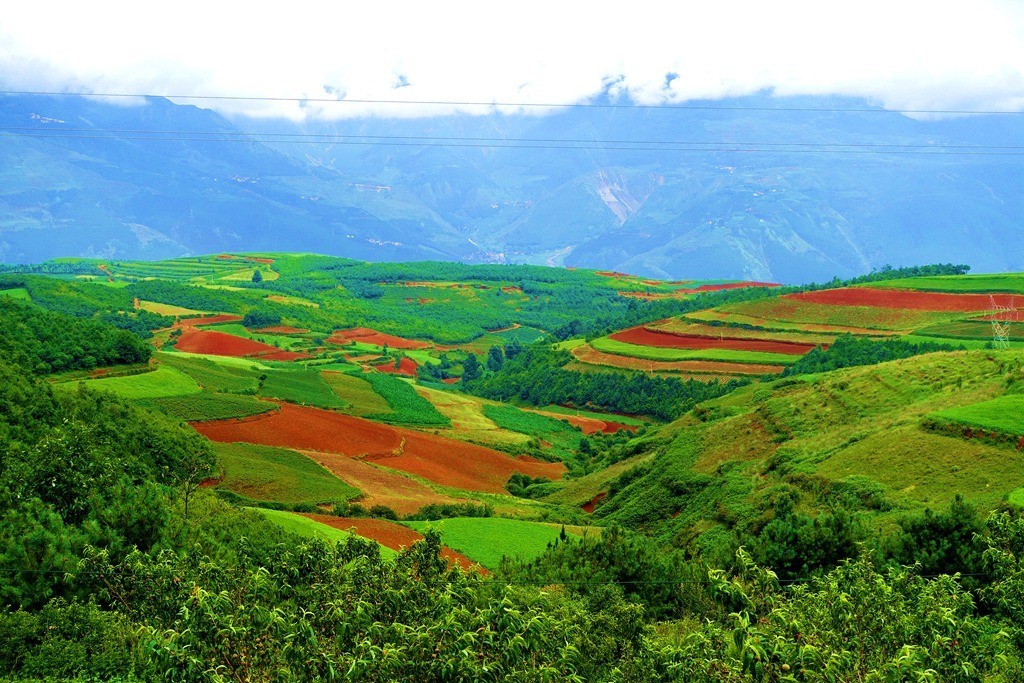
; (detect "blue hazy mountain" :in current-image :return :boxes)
[1,92,1021,281]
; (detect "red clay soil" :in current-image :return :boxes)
[609,326,815,355]
[596,271,630,278]
[602,421,639,434]
[787,288,1017,311]
[328,327,432,349]
[303,515,484,572]
[374,357,419,377]
[257,325,309,334]
[441,377,461,385]
[179,314,243,327]
[581,492,607,514]
[175,328,281,357]
[192,403,565,493]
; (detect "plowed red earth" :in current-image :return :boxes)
[192,403,565,493]
[787,289,1016,311]
[180,314,243,327]
[174,328,310,360]
[328,327,431,349]
[582,492,606,514]
[302,515,483,572]
[609,326,814,354]
[175,328,279,356]
[374,357,419,376]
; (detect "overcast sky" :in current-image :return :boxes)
[2,0,1022,119]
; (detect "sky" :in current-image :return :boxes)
[1,0,1023,120]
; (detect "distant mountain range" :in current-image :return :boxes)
[1,92,1022,282]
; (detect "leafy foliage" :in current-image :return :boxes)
[782,333,959,376]
[0,297,150,374]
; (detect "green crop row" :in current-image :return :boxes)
[135,391,276,422]
[365,374,451,427]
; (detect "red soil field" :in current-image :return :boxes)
[609,326,814,355]
[581,492,606,514]
[256,325,309,334]
[787,288,1017,312]
[192,403,565,493]
[302,515,482,572]
[374,357,419,377]
[441,377,461,385]
[298,450,460,514]
[179,314,243,327]
[328,327,431,349]
[175,328,281,357]
[596,271,629,278]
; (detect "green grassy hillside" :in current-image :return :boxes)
[588,349,1024,561]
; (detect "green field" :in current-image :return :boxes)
[0,288,30,300]
[364,374,451,427]
[590,336,798,365]
[157,352,263,393]
[214,443,360,505]
[322,370,392,415]
[259,367,346,409]
[402,517,582,568]
[75,365,201,399]
[135,391,275,421]
[865,273,1024,294]
[254,509,397,559]
[929,395,1024,436]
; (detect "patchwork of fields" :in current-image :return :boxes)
[32,254,1024,564]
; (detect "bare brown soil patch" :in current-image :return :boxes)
[374,357,419,377]
[582,492,606,514]
[328,327,432,349]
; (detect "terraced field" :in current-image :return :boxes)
[590,336,798,365]
[570,342,784,376]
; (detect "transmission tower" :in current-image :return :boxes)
[989,295,1016,349]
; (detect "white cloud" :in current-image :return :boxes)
[1,0,1022,119]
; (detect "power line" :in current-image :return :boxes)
[5,130,1024,156]
[3,125,1023,151]
[2,89,1023,116]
